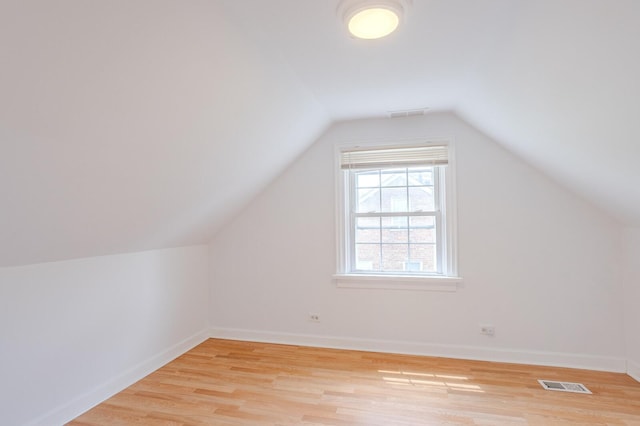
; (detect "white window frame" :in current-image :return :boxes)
[334,139,462,291]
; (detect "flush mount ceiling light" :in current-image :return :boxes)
[338,0,411,40]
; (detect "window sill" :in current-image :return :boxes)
[332,274,462,292]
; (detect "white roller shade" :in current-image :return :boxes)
[340,144,448,170]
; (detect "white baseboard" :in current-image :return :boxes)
[27,329,210,426]
[628,360,640,383]
[209,327,627,373]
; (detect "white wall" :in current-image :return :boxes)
[623,228,640,381]
[0,245,209,426]
[209,113,626,371]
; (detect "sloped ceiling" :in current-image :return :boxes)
[1,0,639,266]
[222,0,640,222]
[0,0,329,266]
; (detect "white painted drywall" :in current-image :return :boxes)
[623,228,640,380]
[209,113,626,370]
[0,245,209,426]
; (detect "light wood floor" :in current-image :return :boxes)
[69,339,640,425]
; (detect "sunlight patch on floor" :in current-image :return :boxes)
[378,370,485,393]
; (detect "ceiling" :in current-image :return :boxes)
[1,0,639,266]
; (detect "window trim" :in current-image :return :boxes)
[334,138,461,291]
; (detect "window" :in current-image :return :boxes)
[335,142,459,289]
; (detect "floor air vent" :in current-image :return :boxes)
[538,380,592,394]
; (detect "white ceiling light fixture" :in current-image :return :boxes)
[338,0,411,40]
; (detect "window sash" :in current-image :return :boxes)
[347,166,444,276]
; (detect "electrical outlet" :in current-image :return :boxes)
[480,325,495,336]
[308,313,320,323]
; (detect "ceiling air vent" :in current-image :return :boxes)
[538,380,592,394]
[388,108,429,118]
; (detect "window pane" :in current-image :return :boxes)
[381,217,408,243]
[355,217,380,243]
[403,260,422,271]
[409,216,436,244]
[381,187,407,212]
[355,244,380,271]
[357,188,380,212]
[408,186,434,211]
[380,168,407,187]
[408,168,434,185]
[409,244,437,273]
[381,244,408,271]
[355,170,379,188]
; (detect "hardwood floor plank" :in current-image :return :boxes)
[68,339,640,425]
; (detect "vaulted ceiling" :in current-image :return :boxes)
[1,0,639,266]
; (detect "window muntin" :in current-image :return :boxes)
[348,166,443,275]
